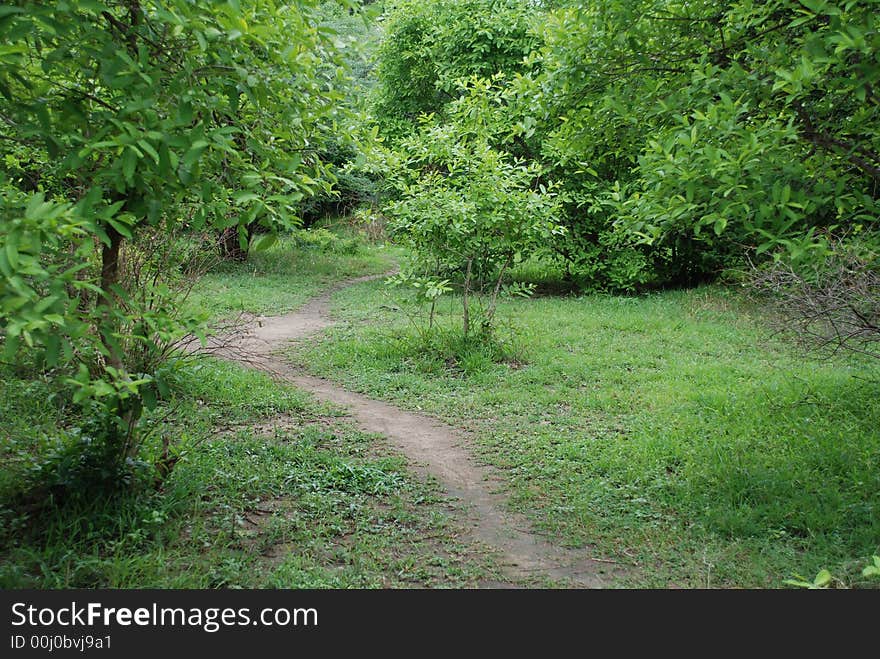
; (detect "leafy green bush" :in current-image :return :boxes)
[31,428,153,501]
[371,0,880,293]
[384,78,563,337]
[298,139,380,224]
[532,0,880,282]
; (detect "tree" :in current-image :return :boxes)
[385,78,563,336]
[528,1,879,284]
[371,0,540,139]
[0,0,351,482]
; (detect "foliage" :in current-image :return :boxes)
[371,1,880,291]
[783,568,835,589]
[0,0,351,483]
[371,0,540,138]
[785,555,880,588]
[298,138,380,223]
[384,78,563,336]
[294,2,387,224]
[530,0,880,284]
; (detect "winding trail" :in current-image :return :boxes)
[208,273,622,587]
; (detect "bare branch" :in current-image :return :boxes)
[749,243,880,360]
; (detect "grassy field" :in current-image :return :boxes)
[0,234,491,588]
[291,278,880,588]
[3,229,877,589]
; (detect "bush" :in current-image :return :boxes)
[385,90,563,336]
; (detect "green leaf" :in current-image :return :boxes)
[137,139,160,164]
[251,232,277,252]
[33,295,60,314]
[3,332,20,359]
[158,142,172,177]
[156,376,170,398]
[798,0,829,14]
[122,148,137,185]
[141,384,157,411]
[5,233,20,270]
[233,192,261,205]
[783,577,813,589]
[24,192,48,220]
[44,333,60,367]
[0,246,11,277]
[178,101,193,125]
[813,569,832,587]
[106,217,134,240]
[182,140,209,168]
[862,556,880,578]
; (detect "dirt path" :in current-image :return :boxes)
[208,273,622,587]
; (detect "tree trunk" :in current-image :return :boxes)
[462,258,472,337]
[485,255,511,329]
[99,223,145,457]
[100,224,124,370]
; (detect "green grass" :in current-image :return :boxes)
[0,359,492,588]
[186,232,398,320]
[291,280,880,588]
[0,231,489,589]
[5,227,877,589]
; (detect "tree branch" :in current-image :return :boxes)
[793,101,880,182]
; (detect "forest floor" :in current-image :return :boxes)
[2,228,878,588]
